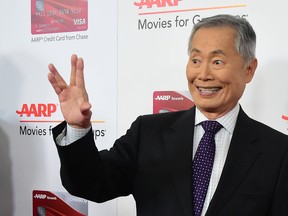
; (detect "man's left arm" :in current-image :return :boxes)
[269,144,288,215]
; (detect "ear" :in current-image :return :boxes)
[245,58,258,83]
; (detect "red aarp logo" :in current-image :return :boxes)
[282,115,288,121]
[16,103,57,117]
[134,0,182,9]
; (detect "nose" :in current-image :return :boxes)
[198,63,213,81]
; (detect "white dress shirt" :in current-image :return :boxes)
[194,104,239,216]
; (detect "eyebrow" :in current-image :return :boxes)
[211,49,227,56]
[190,48,200,54]
[190,48,227,56]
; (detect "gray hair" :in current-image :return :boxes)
[188,14,256,63]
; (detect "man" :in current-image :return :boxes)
[48,14,288,216]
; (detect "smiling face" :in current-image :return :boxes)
[186,27,257,119]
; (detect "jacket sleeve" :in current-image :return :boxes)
[269,146,288,215]
[52,119,141,203]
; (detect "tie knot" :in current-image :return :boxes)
[201,120,222,135]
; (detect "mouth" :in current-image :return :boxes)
[197,86,222,96]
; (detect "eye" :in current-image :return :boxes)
[190,58,201,68]
[192,59,199,64]
[212,59,225,69]
[214,60,223,65]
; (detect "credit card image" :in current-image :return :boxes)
[31,0,88,34]
[153,91,194,114]
[33,190,88,216]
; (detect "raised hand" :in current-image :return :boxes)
[48,54,92,128]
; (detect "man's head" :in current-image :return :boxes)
[186,14,258,119]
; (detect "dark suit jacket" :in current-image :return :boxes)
[53,107,288,216]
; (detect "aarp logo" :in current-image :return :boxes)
[155,95,171,101]
[16,103,57,117]
[33,193,47,199]
[134,0,182,9]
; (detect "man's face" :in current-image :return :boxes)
[186,27,257,119]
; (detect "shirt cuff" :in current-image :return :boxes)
[56,124,91,146]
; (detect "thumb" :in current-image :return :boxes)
[80,102,92,116]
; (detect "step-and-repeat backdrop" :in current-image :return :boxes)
[0,0,287,215]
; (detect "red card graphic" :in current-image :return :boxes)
[153,91,194,114]
[31,0,88,34]
[33,190,88,216]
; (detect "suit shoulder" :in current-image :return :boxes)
[250,118,288,143]
[127,109,194,132]
[138,109,190,125]
[238,109,288,141]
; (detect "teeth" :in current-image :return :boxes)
[199,87,220,91]
[199,87,220,94]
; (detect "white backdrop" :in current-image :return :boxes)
[0,0,287,215]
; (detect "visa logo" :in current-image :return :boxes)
[74,18,86,25]
[16,104,57,117]
[155,95,171,100]
[34,194,46,199]
[134,0,181,9]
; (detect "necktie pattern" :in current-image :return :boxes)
[192,120,222,216]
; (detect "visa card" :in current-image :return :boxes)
[31,0,88,35]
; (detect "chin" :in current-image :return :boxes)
[195,102,221,112]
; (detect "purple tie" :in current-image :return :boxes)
[192,120,222,216]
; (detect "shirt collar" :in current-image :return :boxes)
[195,104,240,134]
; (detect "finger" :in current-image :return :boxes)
[48,72,63,95]
[75,57,87,91]
[70,54,78,86]
[48,63,68,92]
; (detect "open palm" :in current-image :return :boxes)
[48,54,92,128]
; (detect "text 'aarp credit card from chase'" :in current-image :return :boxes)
[31,0,88,35]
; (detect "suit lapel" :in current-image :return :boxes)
[163,107,196,216]
[206,108,260,215]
